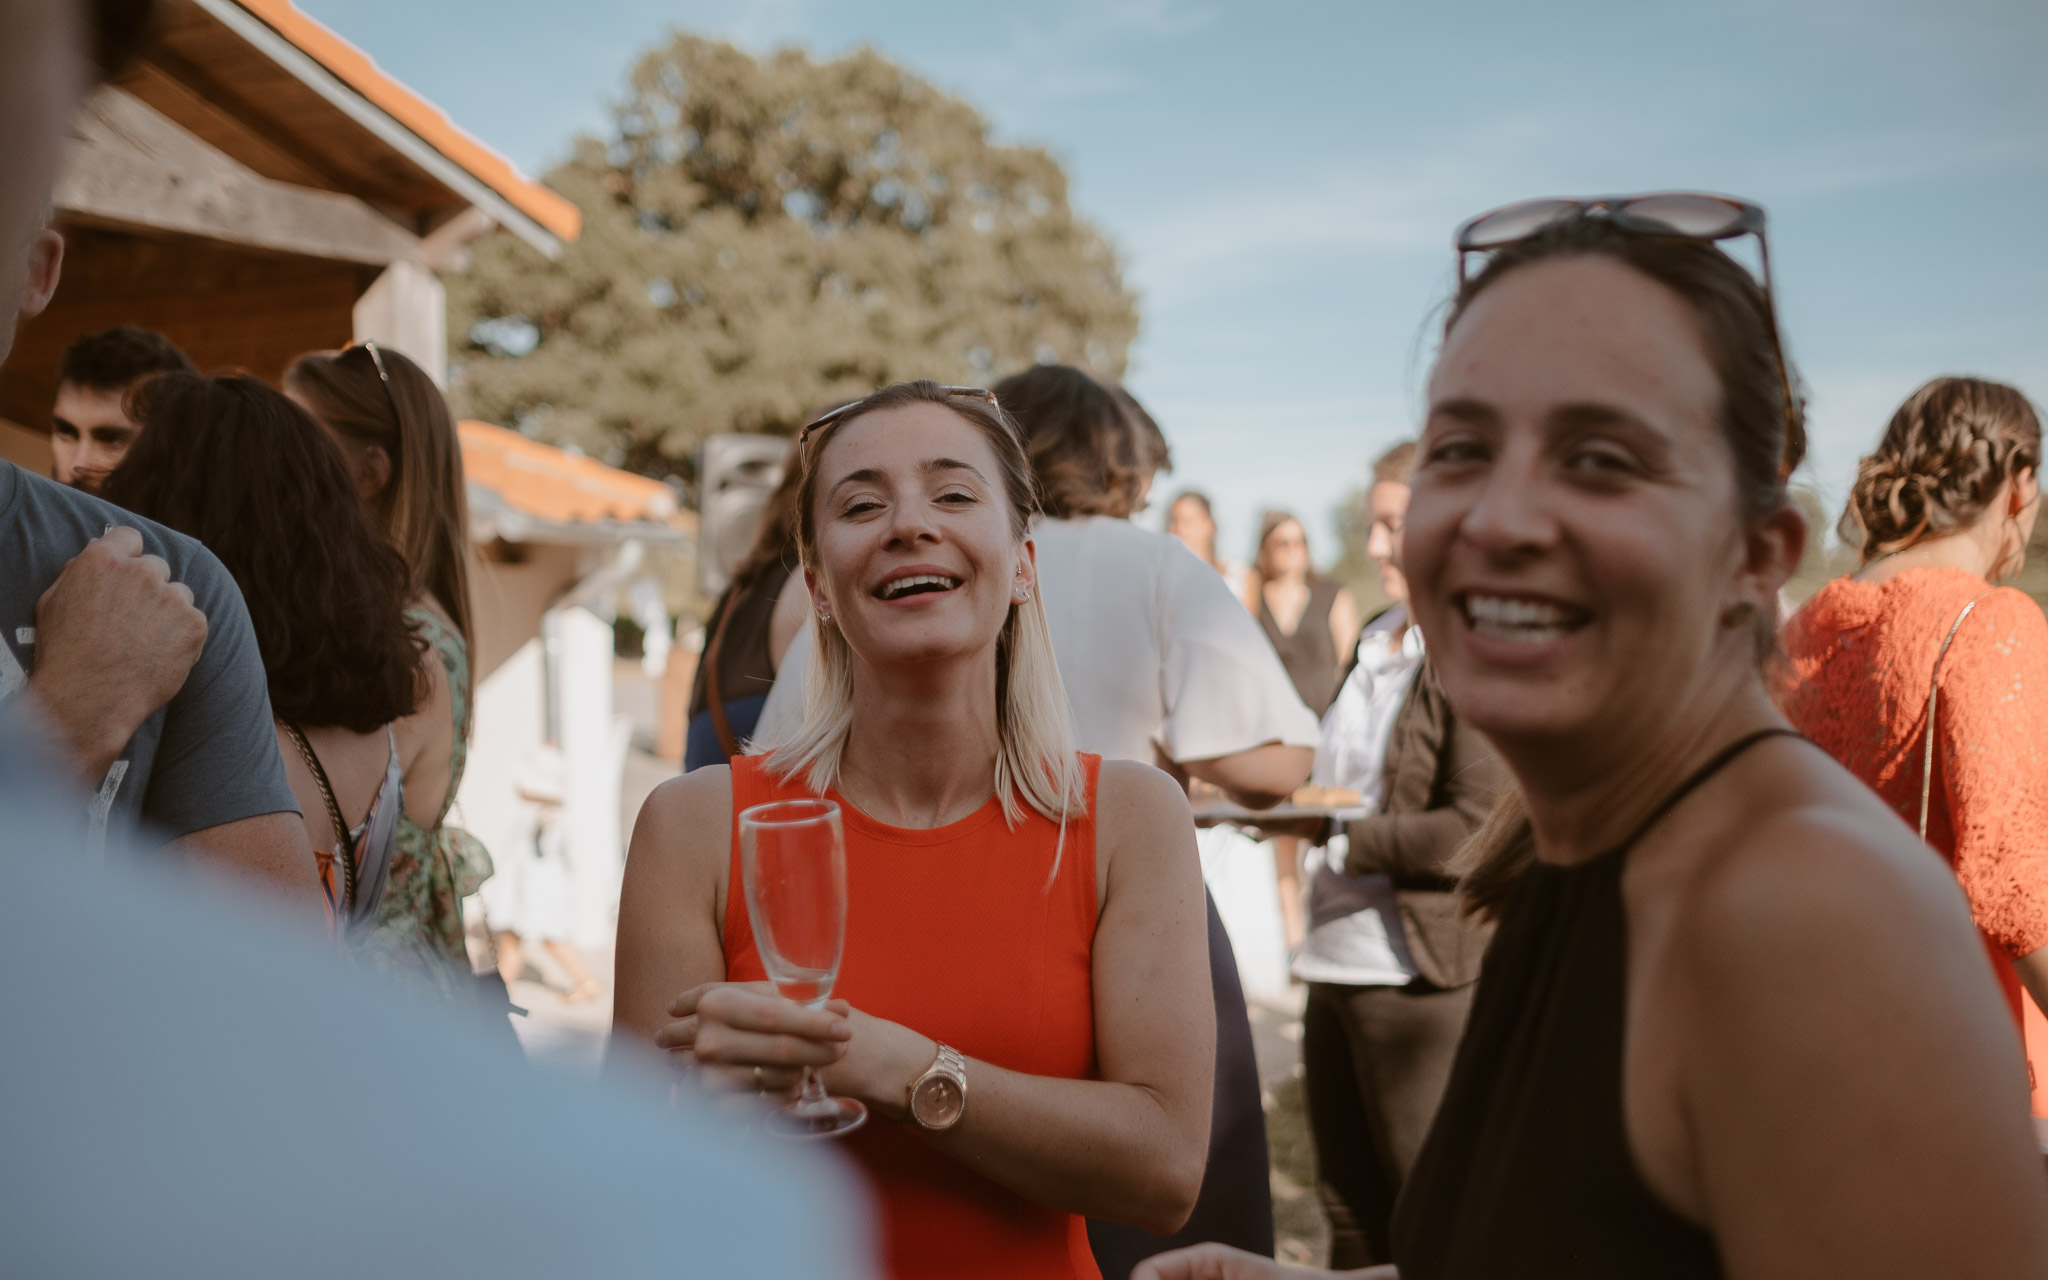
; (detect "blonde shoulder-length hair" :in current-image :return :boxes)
[756,380,1087,829]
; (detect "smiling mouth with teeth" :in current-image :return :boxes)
[877,573,963,600]
[1462,593,1590,643]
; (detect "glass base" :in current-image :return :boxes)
[767,1093,867,1140]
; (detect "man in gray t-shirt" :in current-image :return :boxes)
[1,461,306,884]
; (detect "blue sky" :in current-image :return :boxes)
[302,0,2047,562]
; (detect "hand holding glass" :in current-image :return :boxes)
[738,798,867,1138]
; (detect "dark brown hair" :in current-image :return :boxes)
[58,324,192,392]
[104,373,424,733]
[1839,377,2041,560]
[285,346,474,702]
[1447,212,1807,921]
[992,364,1157,520]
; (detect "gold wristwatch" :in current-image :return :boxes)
[907,1042,968,1131]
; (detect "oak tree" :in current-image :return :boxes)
[446,34,1140,484]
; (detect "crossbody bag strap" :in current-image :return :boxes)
[1920,593,1992,840]
[281,719,356,915]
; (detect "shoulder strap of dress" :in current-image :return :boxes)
[1605,728,1807,861]
[1919,592,1993,841]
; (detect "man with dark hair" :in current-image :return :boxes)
[52,324,194,491]
[1,0,312,897]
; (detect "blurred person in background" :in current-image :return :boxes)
[686,441,808,769]
[1294,439,1504,1268]
[287,344,493,993]
[106,374,430,939]
[617,380,1215,1280]
[998,363,1318,1277]
[1247,511,1360,951]
[1,4,310,898]
[1168,489,1254,602]
[49,324,192,492]
[1783,376,2048,1105]
[1140,200,2048,1279]
[485,744,602,1002]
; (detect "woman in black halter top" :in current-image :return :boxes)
[1137,205,2048,1279]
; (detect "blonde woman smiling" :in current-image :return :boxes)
[614,381,1214,1280]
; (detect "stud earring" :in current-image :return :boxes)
[818,608,832,624]
[1015,587,1032,604]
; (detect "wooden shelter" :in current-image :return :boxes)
[0,0,579,466]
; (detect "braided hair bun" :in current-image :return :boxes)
[1839,377,2041,560]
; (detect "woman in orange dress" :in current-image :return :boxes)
[1783,377,2048,1094]
[612,380,1215,1280]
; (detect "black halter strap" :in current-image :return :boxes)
[1599,728,1807,861]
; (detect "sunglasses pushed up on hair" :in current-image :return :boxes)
[1452,192,1801,464]
[797,386,1003,464]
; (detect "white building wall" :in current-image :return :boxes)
[454,637,547,903]
[554,605,630,950]
[352,259,448,386]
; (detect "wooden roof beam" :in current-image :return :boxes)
[56,88,422,268]
[190,0,565,260]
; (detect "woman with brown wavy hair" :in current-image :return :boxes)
[104,374,431,938]
[285,344,489,994]
[1783,376,2048,1107]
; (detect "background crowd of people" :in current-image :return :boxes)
[7,3,2048,1279]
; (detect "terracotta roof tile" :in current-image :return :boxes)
[459,419,686,529]
[233,0,581,242]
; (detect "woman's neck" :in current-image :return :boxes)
[1504,668,1787,866]
[836,645,1002,830]
[1856,525,2003,585]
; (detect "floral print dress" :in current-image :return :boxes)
[357,608,494,999]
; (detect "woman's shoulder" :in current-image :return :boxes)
[1093,758,1194,847]
[1961,582,2048,643]
[636,765,736,862]
[1670,748,1977,993]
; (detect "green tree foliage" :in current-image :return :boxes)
[446,35,1140,482]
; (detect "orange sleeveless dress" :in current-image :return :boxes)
[725,753,1105,1280]
[1783,568,2048,1114]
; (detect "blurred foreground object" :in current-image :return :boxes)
[0,707,872,1280]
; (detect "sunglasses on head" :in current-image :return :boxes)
[347,340,401,424]
[797,385,1003,464]
[1453,192,1800,461]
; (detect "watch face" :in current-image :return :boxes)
[913,1075,965,1130]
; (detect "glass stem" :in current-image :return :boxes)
[794,1065,830,1112]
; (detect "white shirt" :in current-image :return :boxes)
[754,515,1319,763]
[1292,606,1426,987]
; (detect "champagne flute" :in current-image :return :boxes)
[738,799,867,1139]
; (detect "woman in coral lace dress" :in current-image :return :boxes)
[1783,377,2048,1100]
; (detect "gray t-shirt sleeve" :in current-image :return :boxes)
[139,543,298,839]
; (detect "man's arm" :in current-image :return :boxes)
[24,527,207,785]
[173,811,321,908]
[1182,743,1313,811]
